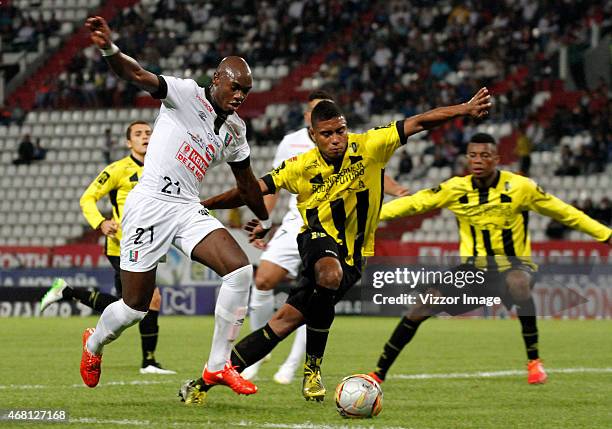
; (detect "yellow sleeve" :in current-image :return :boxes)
[524,179,611,242]
[380,180,453,221]
[79,167,118,230]
[359,121,406,164]
[261,155,301,194]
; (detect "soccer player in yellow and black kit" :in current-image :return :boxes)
[40,122,175,374]
[178,88,492,404]
[369,132,612,385]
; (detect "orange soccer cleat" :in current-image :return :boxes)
[527,358,547,384]
[80,328,102,388]
[203,361,258,395]
[368,372,384,385]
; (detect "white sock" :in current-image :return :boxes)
[249,287,275,331]
[207,264,252,372]
[278,324,306,374]
[87,299,147,355]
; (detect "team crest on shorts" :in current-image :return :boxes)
[129,250,139,262]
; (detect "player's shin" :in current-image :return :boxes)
[304,285,336,362]
[207,265,252,371]
[139,310,159,365]
[87,299,147,354]
[230,323,282,372]
[517,297,539,360]
[373,316,426,381]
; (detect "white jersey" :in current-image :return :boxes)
[272,127,315,231]
[136,75,250,203]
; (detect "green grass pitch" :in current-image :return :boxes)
[1,316,611,428]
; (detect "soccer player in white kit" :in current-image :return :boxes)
[242,91,410,384]
[80,17,268,398]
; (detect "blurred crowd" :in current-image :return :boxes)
[0,4,61,52]
[2,0,610,165]
[32,0,371,111]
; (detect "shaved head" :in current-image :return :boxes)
[211,56,253,112]
[217,56,251,80]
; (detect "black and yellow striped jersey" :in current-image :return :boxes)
[80,155,143,256]
[262,121,407,266]
[381,170,611,270]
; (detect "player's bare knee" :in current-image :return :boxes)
[254,273,276,291]
[123,295,150,312]
[413,288,442,317]
[148,288,161,311]
[506,270,532,302]
[269,306,303,338]
[315,268,342,290]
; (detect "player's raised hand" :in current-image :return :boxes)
[85,16,112,49]
[244,219,271,242]
[465,87,492,119]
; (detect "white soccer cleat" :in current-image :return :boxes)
[240,361,261,380]
[273,369,294,385]
[140,363,177,375]
[40,278,69,312]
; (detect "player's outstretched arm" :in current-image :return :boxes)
[85,16,159,93]
[202,176,272,210]
[230,164,269,221]
[526,184,612,243]
[403,87,491,137]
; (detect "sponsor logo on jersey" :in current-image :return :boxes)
[198,110,208,121]
[305,159,319,171]
[176,142,206,181]
[97,171,110,185]
[207,132,221,149]
[187,131,205,149]
[198,208,210,216]
[196,94,213,113]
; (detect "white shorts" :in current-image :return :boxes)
[260,224,301,278]
[120,191,224,272]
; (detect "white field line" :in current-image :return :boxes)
[67,419,414,429]
[1,367,612,391]
[389,367,612,380]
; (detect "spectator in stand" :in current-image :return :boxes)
[555,145,580,176]
[515,125,533,176]
[396,150,413,180]
[13,134,35,165]
[33,138,47,161]
[595,197,611,226]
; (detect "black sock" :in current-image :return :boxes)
[304,285,336,361]
[71,288,118,313]
[374,316,425,381]
[517,298,539,360]
[230,323,282,373]
[139,310,159,366]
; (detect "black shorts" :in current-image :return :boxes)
[415,263,536,316]
[285,230,362,315]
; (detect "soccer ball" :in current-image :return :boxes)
[335,374,383,418]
